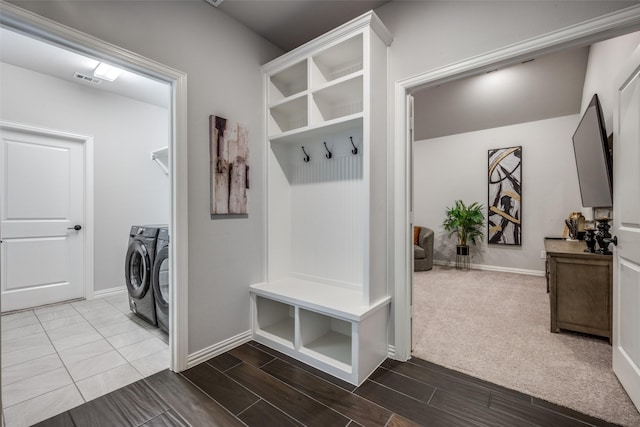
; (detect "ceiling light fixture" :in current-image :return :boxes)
[94,63,122,82]
[204,0,224,7]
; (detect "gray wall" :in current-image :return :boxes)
[0,62,170,292]
[373,0,637,346]
[10,0,637,356]
[413,115,582,273]
[412,31,640,273]
[8,0,283,354]
[375,1,637,85]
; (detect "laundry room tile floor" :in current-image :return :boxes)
[1,294,169,427]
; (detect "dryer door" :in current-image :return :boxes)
[152,246,169,313]
[125,240,152,299]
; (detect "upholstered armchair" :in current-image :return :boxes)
[414,226,434,271]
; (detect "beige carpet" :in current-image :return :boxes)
[411,266,640,426]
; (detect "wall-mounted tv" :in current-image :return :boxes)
[572,94,613,208]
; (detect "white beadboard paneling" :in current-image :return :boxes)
[288,133,364,287]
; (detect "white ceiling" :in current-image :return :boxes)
[0,28,170,108]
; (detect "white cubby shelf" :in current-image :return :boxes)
[268,114,363,145]
[255,10,393,386]
[250,279,391,384]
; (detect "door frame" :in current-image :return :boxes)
[0,121,95,306]
[0,3,189,371]
[392,4,640,361]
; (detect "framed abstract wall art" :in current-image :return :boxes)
[488,146,521,245]
[210,115,249,216]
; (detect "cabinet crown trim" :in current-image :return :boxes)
[262,10,392,75]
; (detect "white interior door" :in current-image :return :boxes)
[612,44,640,412]
[1,123,86,312]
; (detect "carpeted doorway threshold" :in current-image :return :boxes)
[411,266,640,426]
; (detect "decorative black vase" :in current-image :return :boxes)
[595,218,612,255]
[584,229,597,253]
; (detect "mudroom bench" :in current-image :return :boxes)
[250,279,391,385]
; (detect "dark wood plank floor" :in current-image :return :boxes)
[36,341,619,427]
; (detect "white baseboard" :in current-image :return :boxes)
[91,286,127,299]
[387,344,397,359]
[187,330,252,368]
[433,260,545,277]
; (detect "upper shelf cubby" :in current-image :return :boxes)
[311,34,363,88]
[311,74,363,125]
[269,94,308,135]
[269,60,308,103]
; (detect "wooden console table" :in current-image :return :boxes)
[545,239,612,342]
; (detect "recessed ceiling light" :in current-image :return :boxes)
[94,63,122,82]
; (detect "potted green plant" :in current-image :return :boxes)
[443,200,485,268]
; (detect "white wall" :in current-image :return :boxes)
[414,115,582,272]
[8,0,283,354]
[0,62,170,292]
[581,31,640,132]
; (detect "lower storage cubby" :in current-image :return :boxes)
[250,280,390,385]
[299,309,352,372]
[255,296,295,348]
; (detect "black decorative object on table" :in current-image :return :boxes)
[595,218,613,255]
[584,229,597,253]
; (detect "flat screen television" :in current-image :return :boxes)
[572,94,613,208]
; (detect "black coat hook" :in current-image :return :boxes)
[302,146,310,162]
[349,136,358,155]
[324,142,332,159]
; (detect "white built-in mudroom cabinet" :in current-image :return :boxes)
[250,11,393,385]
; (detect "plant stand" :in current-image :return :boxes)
[456,245,470,270]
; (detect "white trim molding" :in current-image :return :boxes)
[92,286,127,299]
[187,331,252,368]
[387,344,397,360]
[431,260,545,277]
[1,1,190,372]
[392,4,640,362]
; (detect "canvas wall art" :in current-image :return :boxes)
[488,146,521,245]
[210,115,249,215]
